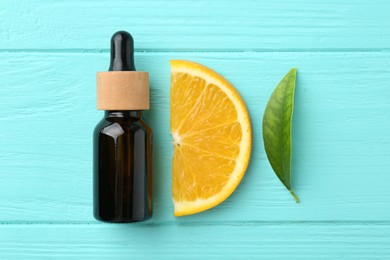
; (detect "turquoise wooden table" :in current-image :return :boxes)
[1,0,390,259]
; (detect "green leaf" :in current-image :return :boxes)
[262,68,299,203]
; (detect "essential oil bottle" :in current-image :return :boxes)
[93,31,152,223]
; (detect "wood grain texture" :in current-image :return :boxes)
[1,0,390,50]
[1,0,390,258]
[0,52,389,223]
[0,223,390,259]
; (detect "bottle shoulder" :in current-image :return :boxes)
[139,118,152,134]
[94,117,151,138]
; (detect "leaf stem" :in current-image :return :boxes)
[290,190,300,203]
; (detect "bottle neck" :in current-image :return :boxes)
[105,110,142,119]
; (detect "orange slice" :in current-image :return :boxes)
[170,60,252,216]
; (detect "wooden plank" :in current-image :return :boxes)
[0,51,389,222]
[0,223,389,259]
[1,0,390,50]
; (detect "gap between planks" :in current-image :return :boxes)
[0,48,390,54]
[1,221,390,226]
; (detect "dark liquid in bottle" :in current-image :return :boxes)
[93,111,152,223]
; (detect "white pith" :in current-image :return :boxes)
[171,131,182,146]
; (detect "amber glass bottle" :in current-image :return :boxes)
[93,31,152,223]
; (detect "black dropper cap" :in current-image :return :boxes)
[109,31,136,71]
